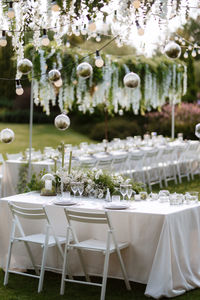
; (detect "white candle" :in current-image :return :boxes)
[45,179,52,190]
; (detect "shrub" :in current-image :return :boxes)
[145,103,200,139]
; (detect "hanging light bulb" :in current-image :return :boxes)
[135,20,144,36]
[184,51,188,59]
[95,50,104,68]
[198,49,200,55]
[96,34,101,42]
[74,25,80,36]
[7,2,15,19]
[192,49,197,57]
[113,10,117,22]
[51,0,60,12]
[188,45,193,51]
[15,79,24,96]
[81,24,87,35]
[54,78,63,87]
[181,40,186,46]
[0,31,7,47]
[133,0,140,9]
[66,40,70,48]
[41,29,50,46]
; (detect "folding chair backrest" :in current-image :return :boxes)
[6,152,22,160]
[95,157,113,171]
[9,202,47,221]
[65,209,112,229]
[111,155,127,172]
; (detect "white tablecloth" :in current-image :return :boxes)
[2,160,54,197]
[1,192,200,299]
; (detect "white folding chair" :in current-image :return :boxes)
[111,154,128,175]
[60,209,131,300]
[159,146,177,187]
[126,150,145,183]
[4,202,66,293]
[95,156,113,172]
[78,158,97,169]
[143,148,162,191]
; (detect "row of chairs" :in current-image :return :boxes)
[4,202,131,300]
[78,141,200,191]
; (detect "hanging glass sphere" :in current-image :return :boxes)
[0,128,15,143]
[77,62,93,79]
[54,113,70,131]
[48,69,61,82]
[123,72,140,88]
[164,42,181,59]
[17,59,33,74]
[195,123,200,138]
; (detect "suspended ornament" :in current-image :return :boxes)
[123,72,140,88]
[48,69,61,82]
[16,79,24,96]
[51,1,60,12]
[7,2,15,19]
[164,41,181,59]
[95,51,104,68]
[195,123,200,138]
[77,62,93,79]
[184,51,188,59]
[0,31,7,47]
[192,49,197,57]
[54,112,70,131]
[0,128,15,143]
[17,59,33,74]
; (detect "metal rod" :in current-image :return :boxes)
[171,100,175,139]
[28,75,34,181]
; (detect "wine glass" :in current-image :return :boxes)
[71,182,78,197]
[77,182,84,197]
[120,184,128,201]
[127,186,134,201]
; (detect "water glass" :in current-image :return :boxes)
[149,192,159,201]
[159,190,170,203]
[77,182,84,197]
[112,195,121,202]
[185,191,199,205]
[127,187,135,200]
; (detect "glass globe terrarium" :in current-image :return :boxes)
[41,173,57,196]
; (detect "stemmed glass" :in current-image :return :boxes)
[120,184,128,201]
[77,182,84,197]
[127,186,134,201]
[71,182,78,197]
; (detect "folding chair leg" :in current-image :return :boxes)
[77,249,91,282]
[38,244,48,293]
[4,240,14,285]
[100,233,111,300]
[24,242,40,275]
[116,248,131,290]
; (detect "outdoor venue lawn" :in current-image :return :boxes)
[0,123,94,156]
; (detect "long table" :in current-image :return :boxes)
[1,192,200,299]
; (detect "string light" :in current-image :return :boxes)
[95,50,104,68]
[136,20,144,36]
[192,49,197,57]
[198,49,200,55]
[113,10,117,22]
[188,45,192,51]
[7,2,15,19]
[41,29,50,46]
[88,20,96,32]
[66,40,70,48]
[15,79,24,96]
[81,24,87,35]
[0,31,7,47]
[51,1,60,12]
[183,51,188,59]
[133,0,141,9]
[74,26,80,36]
[96,34,101,42]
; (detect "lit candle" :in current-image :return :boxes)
[45,179,52,190]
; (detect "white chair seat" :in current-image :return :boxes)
[70,238,129,253]
[15,233,66,246]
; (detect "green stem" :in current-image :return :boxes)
[54,159,57,173]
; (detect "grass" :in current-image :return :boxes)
[0,123,94,156]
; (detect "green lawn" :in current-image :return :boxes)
[0,123,94,156]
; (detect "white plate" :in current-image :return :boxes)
[104,204,130,210]
[54,200,77,206]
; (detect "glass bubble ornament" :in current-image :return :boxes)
[164,41,181,59]
[123,72,140,88]
[48,69,61,82]
[195,123,200,138]
[77,62,93,79]
[54,112,70,131]
[17,59,33,74]
[0,128,15,143]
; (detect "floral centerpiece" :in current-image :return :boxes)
[56,167,144,198]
